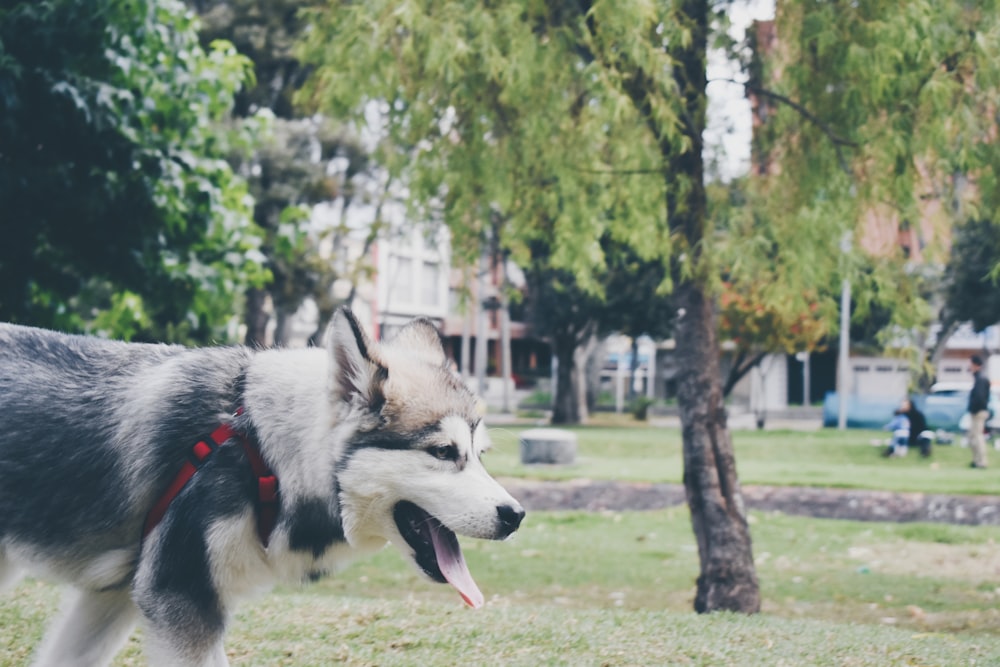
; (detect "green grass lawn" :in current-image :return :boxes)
[4,420,1000,665]
[485,418,1000,495]
[4,509,1000,665]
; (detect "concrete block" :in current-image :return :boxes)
[519,428,577,465]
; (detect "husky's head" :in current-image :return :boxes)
[327,308,524,608]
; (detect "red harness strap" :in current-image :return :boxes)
[142,411,279,547]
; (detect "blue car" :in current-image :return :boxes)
[822,384,993,432]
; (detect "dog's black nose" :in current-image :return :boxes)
[496,503,525,537]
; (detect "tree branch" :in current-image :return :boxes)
[722,350,767,398]
[727,79,859,148]
[712,77,857,175]
[570,166,666,176]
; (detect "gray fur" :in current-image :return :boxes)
[0,308,523,666]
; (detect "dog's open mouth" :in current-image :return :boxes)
[393,500,484,609]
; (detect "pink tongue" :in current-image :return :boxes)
[429,523,484,609]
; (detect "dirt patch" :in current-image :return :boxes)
[847,541,1000,580]
[503,478,1000,526]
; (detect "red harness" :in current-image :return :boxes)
[142,410,279,547]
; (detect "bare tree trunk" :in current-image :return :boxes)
[551,323,596,424]
[586,336,608,413]
[573,330,599,423]
[244,287,271,348]
[460,304,472,381]
[628,337,640,401]
[669,0,760,613]
[272,307,294,348]
[551,333,579,424]
[500,289,513,413]
[676,283,761,613]
[475,251,489,396]
[918,319,959,391]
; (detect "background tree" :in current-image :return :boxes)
[603,243,676,403]
[0,0,265,342]
[943,218,1000,334]
[300,0,761,612]
[710,179,835,399]
[191,0,385,346]
[301,0,1000,615]
[912,216,1000,387]
[756,0,1000,355]
[524,260,602,425]
[525,237,674,424]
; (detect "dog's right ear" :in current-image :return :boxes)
[325,307,387,410]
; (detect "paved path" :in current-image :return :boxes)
[501,478,1000,526]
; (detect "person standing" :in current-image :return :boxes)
[967,354,991,469]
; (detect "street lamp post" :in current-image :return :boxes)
[837,232,853,430]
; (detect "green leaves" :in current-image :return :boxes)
[0,0,263,342]
[299,0,680,285]
[751,0,1000,356]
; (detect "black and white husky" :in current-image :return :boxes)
[0,308,524,666]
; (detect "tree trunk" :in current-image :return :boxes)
[552,333,587,424]
[668,0,760,613]
[628,337,640,401]
[586,336,608,413]
[675,283,761,613]
[244,287,271,348]
[500,285,514,414]
[572,330,599,423]
[551,334,578,424]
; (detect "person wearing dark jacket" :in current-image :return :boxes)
[967,354,991,469]
[901,398,931,458]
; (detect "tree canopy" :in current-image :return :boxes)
[298,1,672,281]
[190,0,389,347]
[0,0,265,342]
[300,0,764,613]
[943,217,1000,333]
[755,0,1000,323]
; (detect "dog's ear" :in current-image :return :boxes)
[388,318,446,365]
[325,307,387,409]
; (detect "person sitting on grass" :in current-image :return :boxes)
[882,409,910,457]
[900,397,933,458]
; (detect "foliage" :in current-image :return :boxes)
[229,114,376,345]
[718,284,827,354]
[758,0,1000,340]
[524,236,674,422]
[711,179,836,355]
[713,179,834,391]
[942,217,1000,332]
[300,1,685,422]
[629,395,655,420]
[298,0,673,282]
[191,0,383,346]
[0,0,266,342]
[192,0,321,118]
[298,0,764,612]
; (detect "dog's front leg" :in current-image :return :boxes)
[0,550,22,594]
[32,588,138,667]
[134,528,232,667]
[142,631,229,667]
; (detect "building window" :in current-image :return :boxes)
[391,256,414,304]
[421,261,440,307]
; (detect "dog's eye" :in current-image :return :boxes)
[429,444,458,461]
